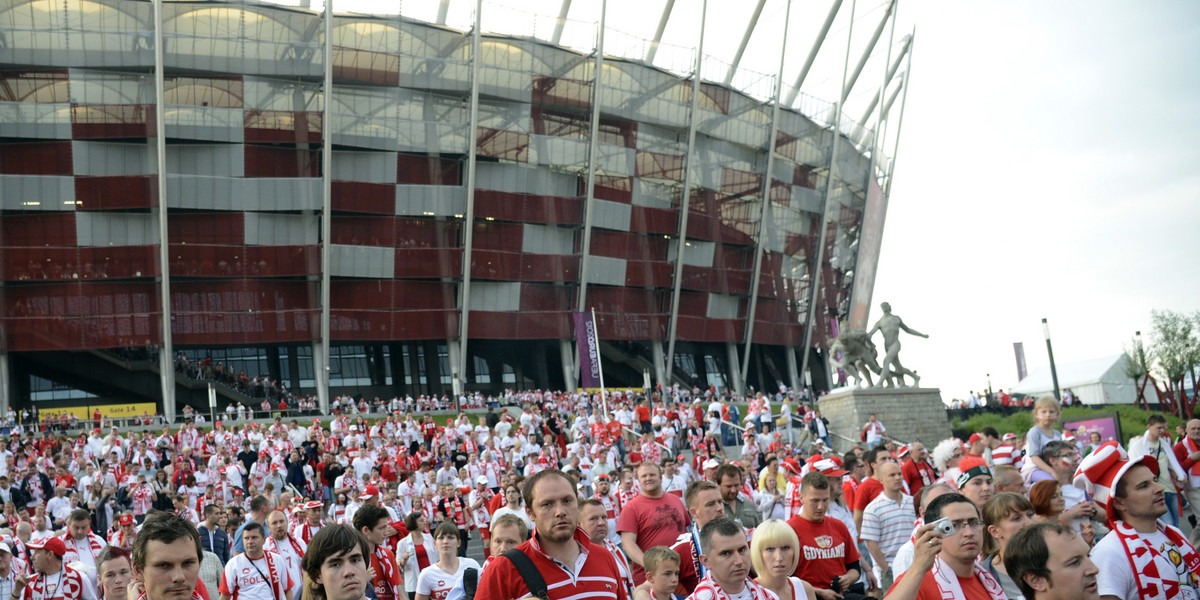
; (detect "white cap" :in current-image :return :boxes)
[476,476,488,485]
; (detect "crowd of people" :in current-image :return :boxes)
[0,389,1197,600]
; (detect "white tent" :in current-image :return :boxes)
[1010,354,1138,405]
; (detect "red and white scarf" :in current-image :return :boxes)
[784,476,804,519]
[448,496,466,527]
[929,555,1006,600]
[603,538,635,600]
[1113,519,1200,600]
[263,533,305,560]
[255,552,287,600]
[370,545,400,600]
[1184,437,1200,477]
[294,522,322,545]
[686,573,775,600]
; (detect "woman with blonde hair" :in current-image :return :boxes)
[981,492,1036,600]
[751,519,816,600]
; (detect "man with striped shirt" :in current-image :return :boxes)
[861,461,915,591]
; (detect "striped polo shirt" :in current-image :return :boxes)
[860,492,916,565]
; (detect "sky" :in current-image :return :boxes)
[870,1,1200,401]
[323,0,1200,400]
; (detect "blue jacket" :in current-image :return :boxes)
[197,523,230,566]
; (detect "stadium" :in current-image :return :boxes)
[0,0,911,419]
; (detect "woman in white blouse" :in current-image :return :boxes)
[396,512,438,600]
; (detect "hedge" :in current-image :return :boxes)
[950,404,1185,445]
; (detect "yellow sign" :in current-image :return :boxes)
[42,403,158,420]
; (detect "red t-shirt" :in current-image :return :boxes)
[853,477,884,512]
[902,459,936,499]
[636,406,651,422]
[616,493,690,584]
[887,568,996,600]
[786,514,860,589]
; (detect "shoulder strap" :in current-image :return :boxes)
[461,567,478,600]
[502,549,549,600]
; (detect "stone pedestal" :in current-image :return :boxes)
[819,387,951,454]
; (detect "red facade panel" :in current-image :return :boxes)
[2,281,162,351]
[685,214,754,246]
[471,222,524,252]
[595,311,667,340]
[469,250,578,283]
[396,154,462,185]
[675,315,742,343]
[623,260,673,288]
[332,47,401,86]
[751,322,804,346]
[71,104,154,138]
[473,190,583,226]
[244,146,320,178]
[244,111,322,144]
[3,246,158,282]
[331,309,459,341]
[681,265,750,295]
[1,213,76,246]
[169,214,244,244]
[75,175,156,210]
[170,280,318,345]
[468,311,571,340]
[169,245,319,278]
[794,164,815,189]
[588,287,665,315]
[394,248,462,278]
[519,284,571,312]
[476,128,528,162]
[720,167,762,197]
[0,141,72,174]
[592,176,633,204]
[391,310,458,340]
[332,181,396,214]
[629,206,678,235]
[589,231,668,261]
[331,281,455,311]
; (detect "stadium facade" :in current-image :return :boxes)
[0,0,910,419]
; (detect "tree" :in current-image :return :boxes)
[1147,310,1200,418]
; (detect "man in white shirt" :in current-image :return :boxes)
[263,510,306,594]
[1128,414,1187,529]
[218,522,297,600]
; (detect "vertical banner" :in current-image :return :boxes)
[573,311,602,389]
[1013,342,1028,381]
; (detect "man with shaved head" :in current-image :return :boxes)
[1174,418,1200,528]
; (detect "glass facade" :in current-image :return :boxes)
[0,0,890,406]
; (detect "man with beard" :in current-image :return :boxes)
[1077,442,1200,600]
[618,462,689,585]
[477,469,628,600]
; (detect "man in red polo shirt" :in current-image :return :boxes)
[477,469,628,600]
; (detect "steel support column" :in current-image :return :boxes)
[858,34,910,126]
[574,0,607,386]
[315,0,333,413]
[0,353,10,419]
[152,0,176,422]
[456,0,484,396]
[551,0,573,45]
[841,0,894,103]
[798,0,857,386]
[664,0,707,382]
[724,0,767,86]
[741,0,793,393]
[785,0,843,106]
[645,0,676,64]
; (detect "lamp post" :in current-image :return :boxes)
[1042,318,1061,402]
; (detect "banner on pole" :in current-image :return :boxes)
[573,311,602,389]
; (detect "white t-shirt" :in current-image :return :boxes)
[1091,527,1200,600]
[415,558,481,600]
[220,552,296,600]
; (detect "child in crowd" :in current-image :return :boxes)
[634,546,681,600]
[1022,395,1062,481]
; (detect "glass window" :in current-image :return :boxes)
[473,356,491,384]
[297,345,315,390]
[502,363,516,384]
[29,375,97,402]
[437,344,451,385]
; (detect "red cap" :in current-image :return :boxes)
[968,433,982,445]
[27,537,66,557]
[359,485,380,500]
[119,514,135,526]
[304,501,323,510]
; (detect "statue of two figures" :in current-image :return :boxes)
[831,302,929,388]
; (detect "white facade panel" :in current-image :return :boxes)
[521,224,575,255]
[330,244,394,279]
[75,213,157,246]
[244,213,319,246]
[706,294,740,320]
[584,256,627,287]
[475,163,577,196]
[667,240,715,268]
[0,176,74,210]
[331,151,398,184]
[165,144,243,177]
[530,135,587,168]
[589,199,632,232]
[73,142,154,176]
[395,185,467,217]
[468,282,521,312]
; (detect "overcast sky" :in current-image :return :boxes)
[871,1,1200,401]
[334,0,1200,400]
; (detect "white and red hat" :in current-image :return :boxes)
[813,459,848,478]
[304,500,323,510]
[1073,441,1158,522]
[359,485,380,500]
[1002,432,1017,442]
[895,444,911,460]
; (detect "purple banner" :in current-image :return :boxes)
[573,311,602,388]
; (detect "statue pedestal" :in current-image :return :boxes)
[819,387,951,453]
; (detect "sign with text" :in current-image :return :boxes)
[573,311,602,388]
